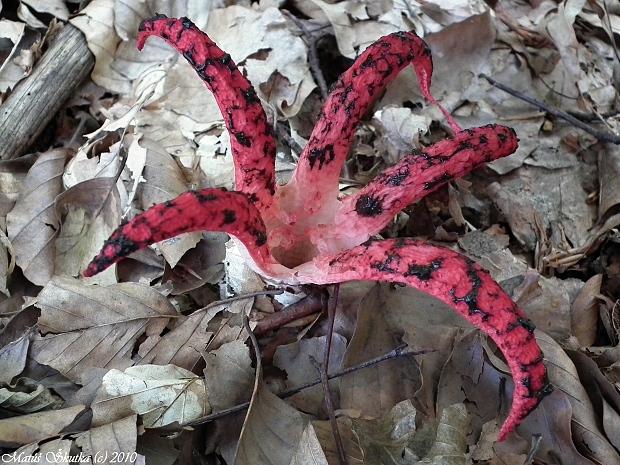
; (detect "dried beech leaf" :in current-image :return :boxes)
[339,285,419,417]
[0,19,27,91]
[289,423,329,465]
[74,416,138,464]
[273,334,346,416]
[599,143,620,219]
[138,137,201,268]
[54,177,122,280]
[70,0,126,94]
[602,397,620,451]
[350,400,418,464]
[0,335,29,384]
[571,274,602,347]
[312,418,364,465]
[0,404,85,448]
[91,364,209,427]
[206,6,315,117]
[415,403,468,465]
[6,149,67,286]
[373,283,467,417]
[537,332,620,462]
[234,380,304,465]
[203,340,254,412]
[30,276,176,384]
[137,309,214,370]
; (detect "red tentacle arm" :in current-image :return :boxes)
[275,30,461,219]
[296,238,553,441]
[82,189,276,277]
[137,16,277,211]
[311,125,518,253]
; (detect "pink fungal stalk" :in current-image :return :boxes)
[84,15,553,441]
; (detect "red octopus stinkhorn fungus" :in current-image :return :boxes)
[83,15,553,441]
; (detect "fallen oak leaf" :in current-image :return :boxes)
[83,15,553,441]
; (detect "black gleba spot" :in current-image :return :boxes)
[355,194,383,217]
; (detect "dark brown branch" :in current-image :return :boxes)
[253,288,326,336]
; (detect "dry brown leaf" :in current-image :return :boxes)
[571,274,602,347]
[273,334,346,416]
[137,137,202,268]
[92,364,209,427]
[350,400,419,464]
[0,328,28,384]
[424,11,496,110]
[0,404,85,448]
[6,149,67,286]
[339,285,419,418]
[289,423,330,465]
[137,308,214,370]
[74,415,139,463]
[54,177,122,281]
[441,331,591,464]
[415,403,468,465]
[203,339,254,412]
[538,331,620,463]
[598,143,620,220]
[374,283,468,417]
[487,155,595,253]
[207,6,315,117]
[30,276,177,384]
[7,414,139,463]
[312,418,365,464]
[0,19,28,91]
[21,0,69,21]
[567,349,620,450]
[437,331,501,439]
[234,380,304,465]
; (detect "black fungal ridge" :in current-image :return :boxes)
[507,317,537,334]
[370,252,400,274]
[450,260,491,321]
[404,259,442,280]
[307,144,336,170]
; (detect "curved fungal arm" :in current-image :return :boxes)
[297,238,553,441]
[322,125,518,248]
[83,189,275,277]
[137,16,277,211]
[278,30,462,217]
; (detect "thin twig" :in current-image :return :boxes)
[287,14,329,101]
[275,121,304,158]
[524,434,543,465]
[183,344,429,426]
[321,284,347,465]
[480,73,620,144]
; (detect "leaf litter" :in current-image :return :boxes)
[1,0,620,464]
